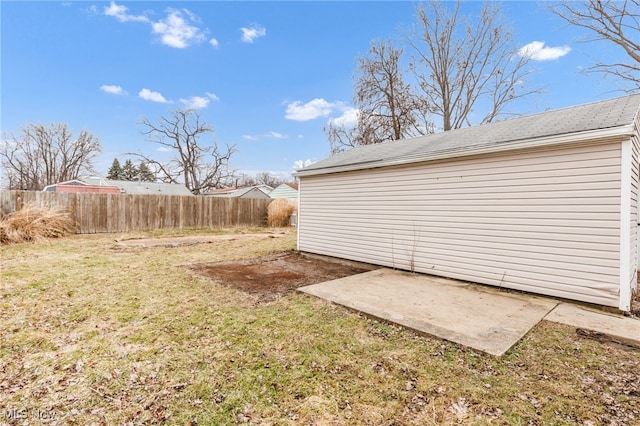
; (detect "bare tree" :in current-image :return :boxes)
[1,123,101,190]
[324,119,361,155]
[254,171,285,188]
[136,109,236,195]
[549,0,639,91]
[325,40,431,154]
[409,1,537,130]
[325,1,537,155]
[355,41,432,141]
[234,173,255,188]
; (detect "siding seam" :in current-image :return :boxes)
[620,139,632,310]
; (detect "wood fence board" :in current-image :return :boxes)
[0,190,271,233]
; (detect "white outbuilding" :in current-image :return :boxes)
[295,94,640,311]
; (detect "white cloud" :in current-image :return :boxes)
[181,8,202,24]
[294,159,313,170]
[100,85,126,95]
[152,8,206,48]
[157,147,171,152]
[285,98,345,121]
[297,134,304,139]
[518,41,571,61]
[104,1,149,23]
[328,108,359,128]
[269,131,287,139]
[242,131,288,141]
[139,88,169,103]
[104,3,217,51]
[178,93,220,109]
[179,96,210,109]
[240,24,266,43]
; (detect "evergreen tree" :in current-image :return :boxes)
[121,159,139,181]
[106,158,123,180]
[138,161,156,182]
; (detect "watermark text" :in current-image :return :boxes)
[2,408,57,421]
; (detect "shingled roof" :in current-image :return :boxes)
[84,177,193,196]
[297,93,640,177]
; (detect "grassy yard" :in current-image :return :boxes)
[1,229,638,425]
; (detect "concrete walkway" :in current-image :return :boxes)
[298,268,640,356]
[545,303,640,347]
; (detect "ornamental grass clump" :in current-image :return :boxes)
[267,198,296,227]
[0,204,77,244]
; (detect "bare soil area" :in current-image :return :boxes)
[189,252,372,302]
[116,232,288,248]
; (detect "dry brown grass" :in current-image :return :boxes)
[0,204,77,245]
[267,198,296,227]
[0,229,638,424]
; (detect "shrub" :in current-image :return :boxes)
[267,198,296,227]
[0,205,77,245]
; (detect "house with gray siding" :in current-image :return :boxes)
[269,183,299,201]
[295,94,640,311]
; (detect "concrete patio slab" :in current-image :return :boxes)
[298,268,559,356]
[545,303,640,347]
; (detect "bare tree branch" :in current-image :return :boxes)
[253,171,285,187]
[325,1,538,155]
[1,123,101,190]
[133,109,236,195]
[325,39,432,155]
[549,0,639,91]
[409,1,537,131]
[324,118,361,155]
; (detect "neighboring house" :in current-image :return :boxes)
[43,179,87,190]
[43,180,120,194]
[83,177,193,196]
[254,184,274,195]
[269,183,299,201]
[295,93,640,311]
[205,186,272,199]
[206,187,237,196]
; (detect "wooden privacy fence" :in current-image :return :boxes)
[0,190,272,234]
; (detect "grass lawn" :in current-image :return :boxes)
[1,228,638,425]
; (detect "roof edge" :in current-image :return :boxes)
[295,124,635,178]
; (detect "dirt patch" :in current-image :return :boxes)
[117,232,288,248]
[576,328,640,351]
[189,252,372,303]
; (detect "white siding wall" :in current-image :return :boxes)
[299,141,625,307]
[630,119,639,306]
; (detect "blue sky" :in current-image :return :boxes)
[1,1,632,181]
